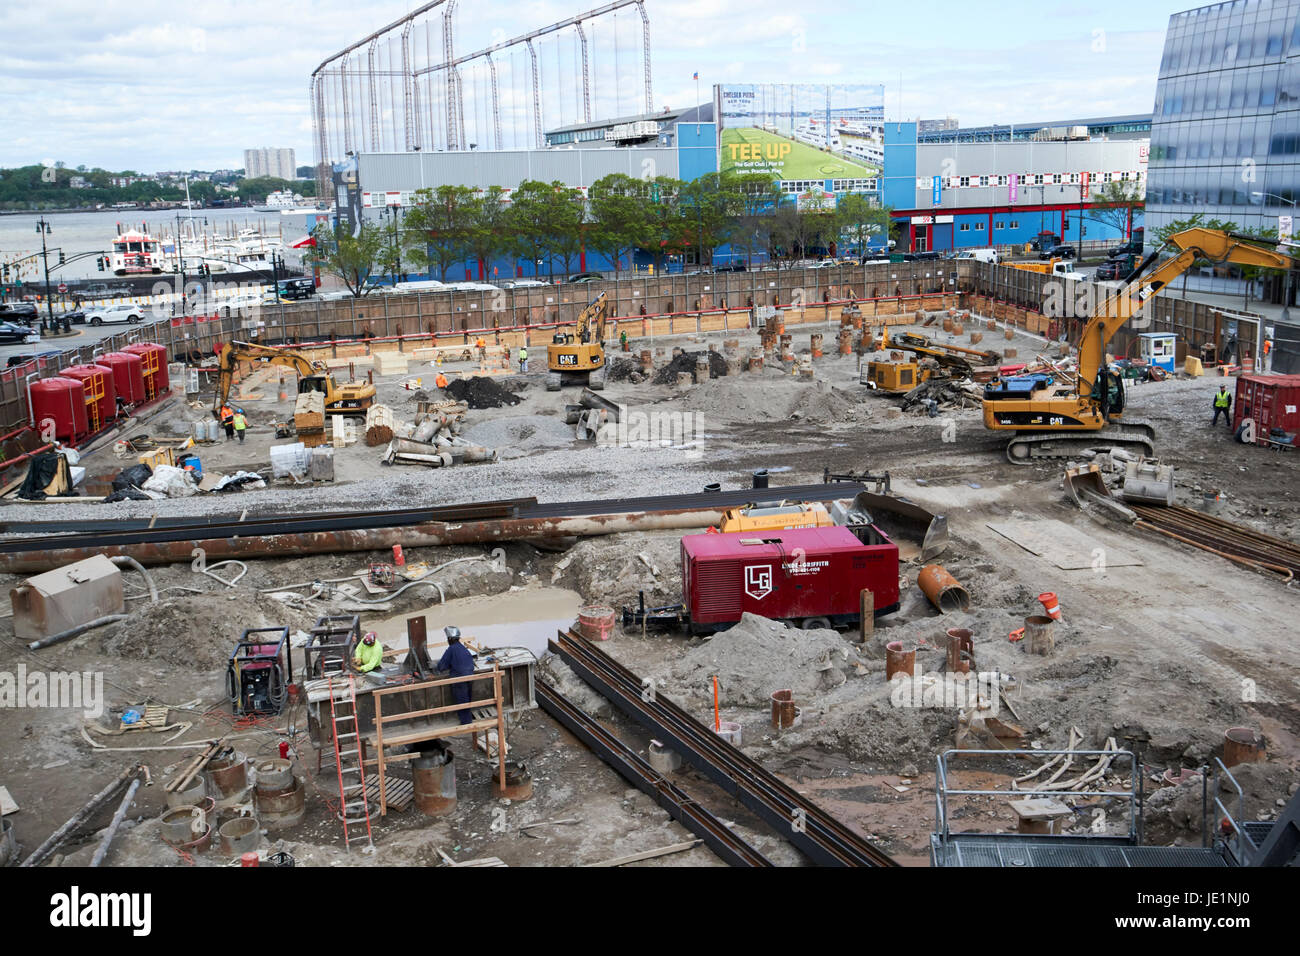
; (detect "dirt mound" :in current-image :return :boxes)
[677,377,866,424]
[406,388,431,403]
[1145,761,1296,846]
[669,613,863,707]
[445,376,521,409]
[606,358,641,383]
[652,351,727,385]
[100,593,317,669]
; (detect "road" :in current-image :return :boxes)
[0,313,173,366]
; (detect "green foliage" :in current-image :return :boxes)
[587,173,653,274]
[0,165,314,210]
[505,180,586,278]
[1090,179,1145,236]
[835,193,890,256]
[403,185,477,281]
[306,221,387,297]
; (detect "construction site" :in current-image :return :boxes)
[1,245,1297,871]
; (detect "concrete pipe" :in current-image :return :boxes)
[647,740,682,774]
[715,721,742,746]
[917,565,971,613]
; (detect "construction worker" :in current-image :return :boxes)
[475,335,487,362]
[619,330,628,352]
[1212,384,1232,427]
[437,626,476,725]
[353,631,383,674]
[1263,337,1273,371]
[435,370,449,389]
[232,408,247,443]
[518,345,528,374]
[220,404,235,441]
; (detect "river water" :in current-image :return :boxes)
[0,208,320,280]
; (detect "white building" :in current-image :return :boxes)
[243,148,297,180]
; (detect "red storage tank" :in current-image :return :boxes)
[60,364,117,433]
[100,352,145,405]
[30,377,88,443]
[681,525,900,635]
[123,342,169,400]
[1233,374,1300,444]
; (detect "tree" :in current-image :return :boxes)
[728,173,782,267]
[506,180,584,279]
[1090,179,1145,239]
[770,191,835,266]
[836,193,891,259]
[307,221,387,297]
[465,186,511,280]
[588,173,652,276]
[680,172,738,267]
[639,177,691,273]
[403,185,476,281]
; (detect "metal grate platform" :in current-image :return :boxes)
[931,835,1227,867]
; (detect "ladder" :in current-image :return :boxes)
[327,675,373,850]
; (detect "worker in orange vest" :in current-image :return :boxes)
[435,371,449,389]
[475,335,487,362]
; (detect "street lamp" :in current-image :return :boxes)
[36,218,55,333]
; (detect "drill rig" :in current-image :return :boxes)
[983,228,1294,462]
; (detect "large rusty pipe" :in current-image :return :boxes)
[917,564,971,614]
[0,509,729,573]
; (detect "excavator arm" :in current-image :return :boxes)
[1080,227,1294,395]
[213,341,323,417]
[576,292,609,344]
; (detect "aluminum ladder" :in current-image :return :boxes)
[327,675,373,850]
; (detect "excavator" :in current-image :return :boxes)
[547,292,609,391]
[984,227,1295,462]
[213,341,377,419]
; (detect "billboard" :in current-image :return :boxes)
[716,83,885,182]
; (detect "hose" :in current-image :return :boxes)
[110,555,157,603]
[346,579,445,606]
[28,614,129,651]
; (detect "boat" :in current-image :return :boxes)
[255,190,311,213]
[109,229,166,275]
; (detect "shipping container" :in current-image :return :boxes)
[681,525,899,634]
[1232,374,1300,444]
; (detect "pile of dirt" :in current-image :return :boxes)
[1145,761,1297,846]
[676,377,866,424]
[100,593,317,669]
[669,613,863,707]
[445,376,521,409]
[606,358,642,383]
[406,388,431,403]
[652,351,727,385]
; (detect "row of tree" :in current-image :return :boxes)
[311,172,895,294]
[0,165,314,210]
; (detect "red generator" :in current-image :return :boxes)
[29,377,88,443]
[122,343,169,400]
[1233,374,1300,445]
[60,364,118,434]
[681,525,899,634]
[99,352,146,406]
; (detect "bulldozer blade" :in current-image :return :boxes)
[830,491,949,562]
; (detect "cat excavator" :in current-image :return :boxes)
[983,227,1295,462]
[213,341,376,419]
[547,292,608,391]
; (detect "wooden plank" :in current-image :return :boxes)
[585,840,703,867]
[0,785,18,816]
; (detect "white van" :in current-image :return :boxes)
[956,248,1000,265]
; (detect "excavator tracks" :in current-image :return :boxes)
[1005,422,1156,464]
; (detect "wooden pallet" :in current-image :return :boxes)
[365,775,414,812]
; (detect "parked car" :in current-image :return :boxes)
[84,303,143,326]
[0,303,38,321]
[57,309,86,325]
[0,321,40,344]
[1028,232,1062,252]
[498,279,548,289]
[955,248,1001,265]
[713,263,748,273]
[1039,244,1077,260]
[567,272,603,283]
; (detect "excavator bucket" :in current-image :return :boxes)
[1121,458,1175,506]
[1062,463,1110,507]
[830,491,949,561]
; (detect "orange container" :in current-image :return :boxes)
[1038,591,1061,620]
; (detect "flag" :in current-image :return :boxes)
[693,72,699,80]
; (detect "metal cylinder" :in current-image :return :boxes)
[1024,615,1055,656]
[918,565,971,613]
[412,752,457,816]
[254,777,306,829]
[647,740,682,774]
[703,482,721,493]
[885,641,916,679]
[715,720,742,746]
[1222,727,1266,767]
[204,751,248,798]
[770,689,799,729]
[490,760,534,801]
[166,775,207,808]
[945,628,974,674]
[752,469,769,490]
[160,806,208,844]
[254,759,293,791]
[218,817,261,857]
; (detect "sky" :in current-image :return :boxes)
[0,0,1195,172]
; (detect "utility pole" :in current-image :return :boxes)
[174,211,187,316]
[388,203,403,283]
[36,218,54,333]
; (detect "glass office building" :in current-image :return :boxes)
[1147,0,1300,267]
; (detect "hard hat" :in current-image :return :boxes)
[444,626,461,642]
[362,631,377,645]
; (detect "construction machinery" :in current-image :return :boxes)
[985,227,1296,462]
[226,626,292,717]
[862,328,998,393]
[547,292,609,391]
[214,341,376,419]
[715,501,833,534]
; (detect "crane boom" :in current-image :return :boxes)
[213,341,375,418]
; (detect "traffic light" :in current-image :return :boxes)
[2,264,8,281]
[97,256,105,272]
[58,250,65,265]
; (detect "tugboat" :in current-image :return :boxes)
[108,229,165,275]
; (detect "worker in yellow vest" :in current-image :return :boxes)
[232,410,247,443]
[518,346,528,373]
[353,631,383,674]
[1212,384,1231,427]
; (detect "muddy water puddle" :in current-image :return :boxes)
[366,587,583,659]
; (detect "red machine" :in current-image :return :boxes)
[681,525,899,634]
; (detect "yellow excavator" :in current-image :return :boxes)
[984,228,1294,462]
[547,292,609,391]
[864,328,999,393]
[213,341,377,419]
